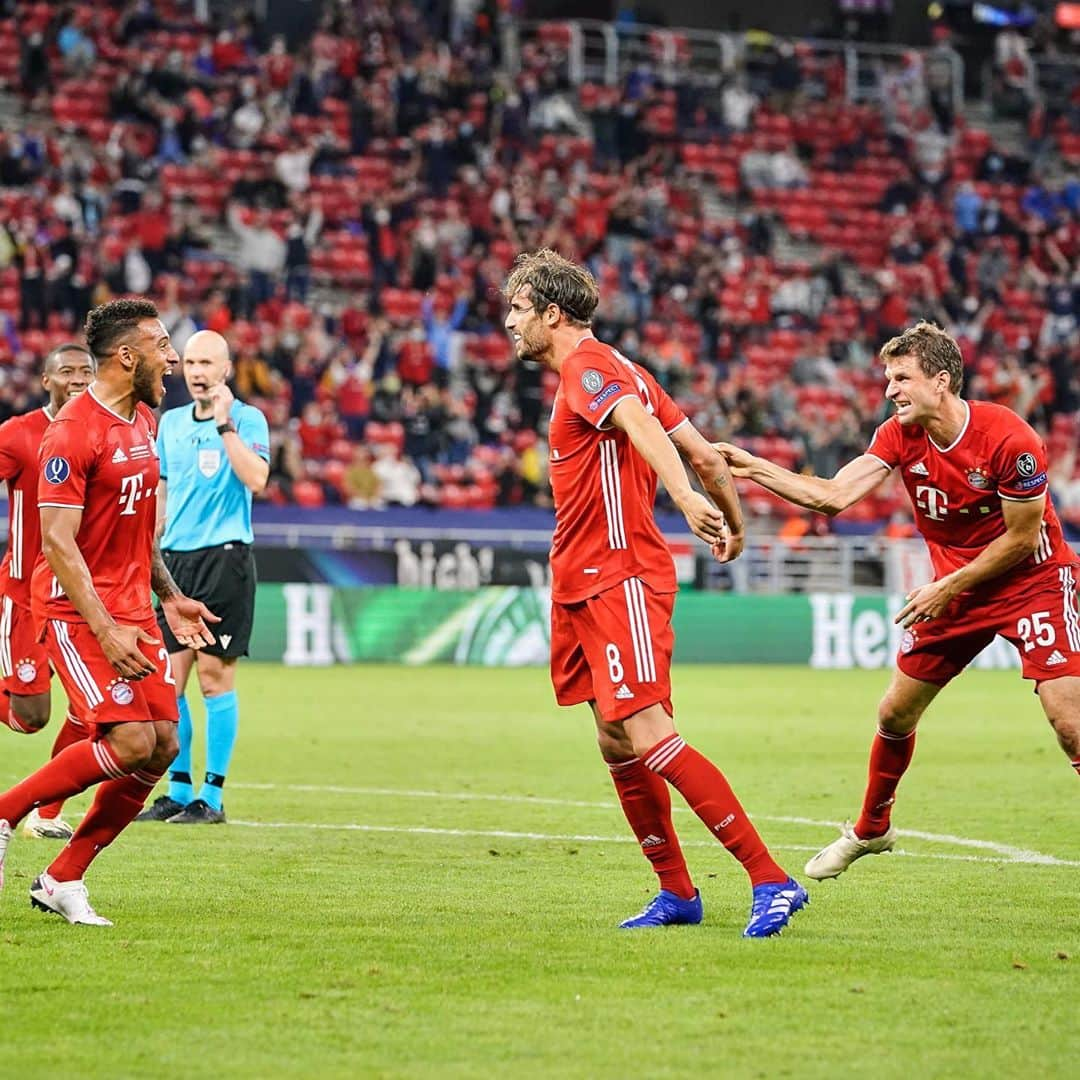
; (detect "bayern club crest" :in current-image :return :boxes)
[581,369,604,394]
[110,680,134,705]
[15,658,36,684]
[900,630,916,654]
[967,467,990,490]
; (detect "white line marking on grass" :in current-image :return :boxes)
[226,820,1077,866]
[229,783,1080,867]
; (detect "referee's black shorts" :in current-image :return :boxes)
[157,542,256,659]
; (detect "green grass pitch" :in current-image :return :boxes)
[1,664,1077,1078]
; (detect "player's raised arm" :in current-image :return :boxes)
[668,422,745,563]
[608,396,725,545]
[715,443,891,517]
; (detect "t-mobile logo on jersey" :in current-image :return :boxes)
[915,484,948,521]
[118,472,148,516]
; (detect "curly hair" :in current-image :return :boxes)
[503,249,599,327]
[880,321,964,395]
[83,298,160,360]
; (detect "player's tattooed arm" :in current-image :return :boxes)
[151,542,180,602]
[668,423,745,561]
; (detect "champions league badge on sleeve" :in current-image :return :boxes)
[581,369,604,394]
[1016,452,1038,478]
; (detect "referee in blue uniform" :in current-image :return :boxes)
[137,330,270,824]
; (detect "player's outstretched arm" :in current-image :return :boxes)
[152,542,220,650]
[715,443,890,517]
[40,506,157,680]
[609,397,725,546]
[669,422,745,562]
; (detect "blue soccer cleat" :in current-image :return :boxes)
[619,889,703,929]
[743,877,809,938]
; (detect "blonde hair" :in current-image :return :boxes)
[503,249,599,327]
[880,321,964,394]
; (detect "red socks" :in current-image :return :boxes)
[608,757,695,900]
[642,734,787,887]
[49,768,162,882]
[0,738,125,828]
[37,713,88,821]
[854,727,916,839]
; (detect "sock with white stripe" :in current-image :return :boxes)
[0,738,127,829]
[643,734,788,887]
[37,713,88,820]
[168,695,195,805]
[0,691,34,733]
[854,727,916,839]
[1071,760,1080,777]
[607,757,695,900]
[49,768,164,882]
[198,691,238,812]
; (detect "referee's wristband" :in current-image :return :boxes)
[216,420,237,436]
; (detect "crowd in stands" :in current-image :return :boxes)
[0,0,1077,535]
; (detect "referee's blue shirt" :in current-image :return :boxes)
[158,400,271,551]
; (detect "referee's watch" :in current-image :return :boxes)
[216,420,237,436]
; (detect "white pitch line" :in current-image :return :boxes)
[229,783,1080,867]
[226,819,1075,867]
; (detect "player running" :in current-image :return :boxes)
[504,249,807,938]
[0,299,218,926]
[0,344,95,839]
[717,321,1080,881]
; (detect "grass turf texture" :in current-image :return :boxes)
[1,663,1077,1079]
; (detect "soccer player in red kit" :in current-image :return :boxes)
[504,249,807,937]
[718,321,1080,882]
[0,344,95,839]
[0,299,219,926]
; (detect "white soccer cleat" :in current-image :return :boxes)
[22,809,75,840]
[30,873,113,926]
[0,819,10,890]
[804,821,898,880]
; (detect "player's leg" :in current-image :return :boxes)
[0,602,51,733]
[1034,676,1080,776]
[593,704,697,916]
[27,705,89,840]
[168,652,237,823]
[34,719,178,926]
[804,669,939,880]
[6,691,49,733]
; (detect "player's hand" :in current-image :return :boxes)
[207,383,235,426]
[677,491,726,546]
[711,522,745,563]
[162,594,221,650]
[96,624,158,680]
[895,577,959,629]
[712,442,756,478]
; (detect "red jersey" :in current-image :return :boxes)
[866,400,1073,600]
[548,338,688,603]
[32,390,160,625]
[0,407,52,608]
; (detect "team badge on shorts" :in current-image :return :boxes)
[108,679,134,705]
[581,369,604,394]
[15,658,37,684]
[967,467,990,490]
[1016,453,1038,478]
[900,630,916,654]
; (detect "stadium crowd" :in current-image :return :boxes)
[0,0,1077,533]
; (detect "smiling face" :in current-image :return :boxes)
[128,318,179,407]
[883,353,952,426]
[503,285,556,367]
[42,348,95,413]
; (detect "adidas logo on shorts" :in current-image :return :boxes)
[614,684,635,700]
[1046,649,1067,666]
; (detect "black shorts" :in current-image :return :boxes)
[157,542,256,659]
